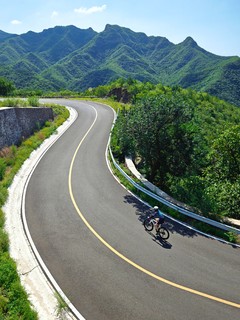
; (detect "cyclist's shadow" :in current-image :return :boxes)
[146,230,172,249]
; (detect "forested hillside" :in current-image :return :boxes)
[0,24,239,106]
[98,79,240,220]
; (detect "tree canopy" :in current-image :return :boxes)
[113,93,195,187]
[204,125,240,218]
[0,77,15,96]
[108,78,240,219]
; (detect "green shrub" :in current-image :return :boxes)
[0,209,4,228]
[0,159,6,181]
[0,294,9,315]
[0,185,8,207]
[0,230,9,253]
[27,97,39,107]
[224,231,238,243]
[7,282,37,319]
[0,146,17,167]
[2,98,27,108]
[0,254,18,289]
[0,257,37,318]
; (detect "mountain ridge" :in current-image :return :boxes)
[0,24,239,105]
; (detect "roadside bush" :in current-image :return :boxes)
[0,186,7,207]
[0,146,17,166]
[0,77,15,96]
[0,254,18,289]
[0,159,7,181]
[2,98,27,108]
[27,97,39,107]
[0,209,5,228]
[7,282,37,319]
[0,254,37,319]
[0,230,9,253]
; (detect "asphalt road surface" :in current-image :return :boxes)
[25,99,240,320]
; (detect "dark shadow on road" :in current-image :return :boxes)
[152,232,172,249]
[123,193,144,215]
[141,227,173,249]
[123,194,199,239]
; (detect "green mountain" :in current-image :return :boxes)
[0,24,239,105]
[0,30,17,43]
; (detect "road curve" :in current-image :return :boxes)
[25,99,240,320]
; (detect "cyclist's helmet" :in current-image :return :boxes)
[153,206,159,210]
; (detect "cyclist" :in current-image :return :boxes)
[151,206,165,233]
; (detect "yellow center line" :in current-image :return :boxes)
[68,104,240,309]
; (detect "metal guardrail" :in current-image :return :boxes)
[109,147,240,235]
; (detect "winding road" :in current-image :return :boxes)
[25,99,240,320]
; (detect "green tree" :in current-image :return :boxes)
[94,85,109,97]
[0,77,15,96]
[113,93,195,189]
[204,125,240,218]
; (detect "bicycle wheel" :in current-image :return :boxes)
[158,227,169,240]
[143,219,154,231]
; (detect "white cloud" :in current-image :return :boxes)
[11,20,22,25]
[74,4,107,15]
[51,11,59,18]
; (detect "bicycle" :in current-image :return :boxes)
[143,213,170,240]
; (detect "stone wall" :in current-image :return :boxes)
[0,107,53,150]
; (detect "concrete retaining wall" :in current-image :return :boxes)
[0,107,53,150]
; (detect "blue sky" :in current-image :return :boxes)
[0,0,239,57]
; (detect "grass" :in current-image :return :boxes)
[0,97,41,109]
[0,98,28,108]
[54,292,68,318]
[0,100,70,319]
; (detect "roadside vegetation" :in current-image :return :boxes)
[85,79,240,243]
[0,98,69,319]
[92,79,240,220]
